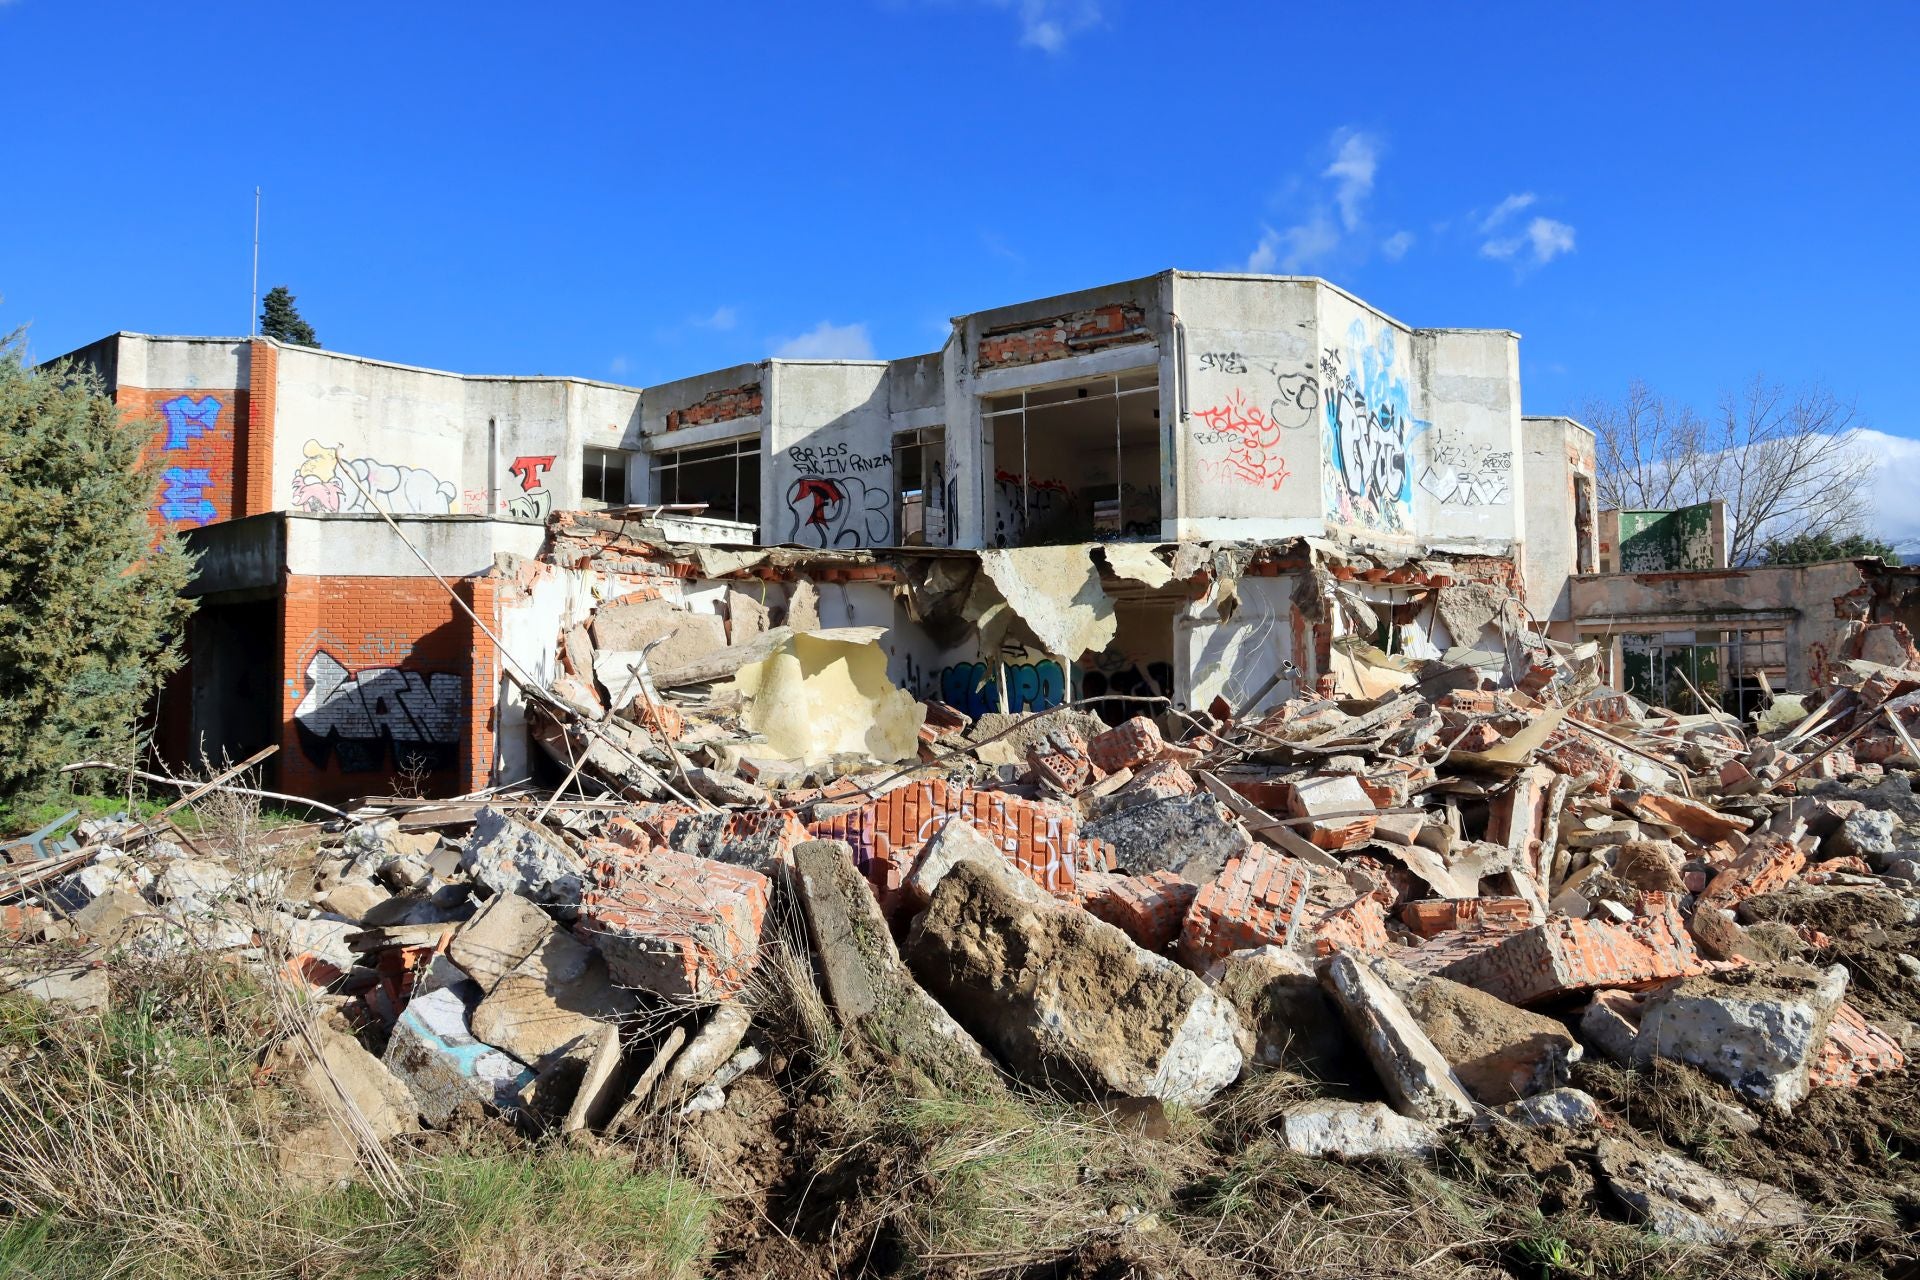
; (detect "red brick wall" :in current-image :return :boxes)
[239,340,278,516]
[664,383,762,431]
[279,574,497,803]
[122,385,247,533]
[976,303,1150,371]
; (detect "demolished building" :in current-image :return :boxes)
[55,270,1599,802]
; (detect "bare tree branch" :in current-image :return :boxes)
[1588,376,1874,566]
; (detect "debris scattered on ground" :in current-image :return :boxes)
[8,566,1920,1274]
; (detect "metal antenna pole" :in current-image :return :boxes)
[250,187,261,336]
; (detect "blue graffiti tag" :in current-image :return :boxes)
[1322,320,1429,532]
[158,466,216,525]
[939,660,1065,719]
[158,395,222,451]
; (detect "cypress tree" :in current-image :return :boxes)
[0,333,195,799]
[260,285,320,347]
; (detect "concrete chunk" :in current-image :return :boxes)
[1318,953,1475,1125]
[906,855,1243,1104]
[470,928,637,1066]
[448,891,556,992]
[1282,1099,1439,1158]
[383,983,535,1126]
[1382,961,1581,1104]
[1596,1138,1810,1244]
[460,808,587,912]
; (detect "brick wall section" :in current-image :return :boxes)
[1080,870,1196,952]
[664,383,763,431]
[1176,849,1389,971]
[1812,1000,1906,1087]
[121,384,245,533]
[975,303,1150,371]
[1436,905,1707,1005]
[279,574,494,804]
[805,779,1112,899]
[240,339,278,516]
[575,839,769,1000]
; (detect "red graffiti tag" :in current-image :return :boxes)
[508,454,556,492]
[792,476,844,528]
[1193,389,1293,490]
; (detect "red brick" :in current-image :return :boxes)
[1176,848,1379,970]
[1436,906,1707,1006]
[1080,869,1197,952]
[1699,835,1806,911]
[1088,716,1164,772]
[1811,1000,1906,1087]
[1399,896,1533,939]
[576,840,768,1000]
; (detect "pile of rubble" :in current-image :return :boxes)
[7,596,1920,1253]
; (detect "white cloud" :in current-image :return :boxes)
[1380,230,1414,261]
[1324,129,1379,232]
[1861,428,1920,554]
[1478,192,1537,233]
[1247,213,1341,273]
[1482,215,1577,266]
[608,355,631,376]
[694,305,737,331]
[989,0,1100,52]
[773,320,877,360]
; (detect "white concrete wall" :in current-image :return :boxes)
[1521,416,1597,624]
[765,361,894,548]
[1170,275,1324,541]
[1177,575,1300,715]
[1413,328,1523,552]
[282,514,546,578]
[114,335,249,391]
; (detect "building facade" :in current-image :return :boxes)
[55,271,1598,802]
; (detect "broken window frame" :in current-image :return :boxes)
[646,435,761,526]
[891,426,947,546]
[1622,626,1787,719]
[981,367,1159,544]
[582,446,632,507]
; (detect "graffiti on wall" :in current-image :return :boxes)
[159,467,216,524]
[1417,429,1512,507]
[1322,322,1426,533]
[290,440,458,515]
[159,395,222,451]
[992,469,1070,546]
[938,657,1066,718]
[294,650,462,773]
[1193,388,1295,491]
[785,443,891,546]
[153,395,223,527]
[506,454,555,521]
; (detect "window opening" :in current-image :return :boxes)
[647,436,760,526]
[891,426,947,545]
[582,447,630,507]
[982,367,1159,546]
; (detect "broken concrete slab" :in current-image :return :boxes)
[1381,960,1581,1105]
[1318,953,1475,1126]
[1593,963,1850,1112]
[270,1017,416,1145]
[1437,904,1706,1006]
[383,982,536,1126]
[792,838,999,1091]
[1596,1138,1810,1245]
[1081,793,1253,882]
[562,1024,626,1133]
[0,957,109,1011]
[906,854,1243,1104]
[1208,946,1363,1080]
[590,596,729,674]
[470,927,638,1066]
[1487,1086,1599,1131]
[656,1003,752,1108]
[460,808,587,913]
[447,891,556,991]
[902,816,1006,908]
[1281,1099,1440,1159]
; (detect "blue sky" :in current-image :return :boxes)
[4,1,1918,532]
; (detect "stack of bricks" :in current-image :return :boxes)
[1125,758,1198,803]
[1079,870,1198,953]
[1177,849,1385,971]
[1811,1001,1907,1087]
[1699,835,1807,911]
[1088,716,1165,773]
[1285,773,1379,850]
[630,806,808,874]
[805,778,1111,900]
[1539,727,1625,793]
[1436,903,1706,1006]
[975,303,1148,371]
[1399,896,1534,939]
[664,382,763,431]
[575,840,769,1000]
[1028,726,1100,792]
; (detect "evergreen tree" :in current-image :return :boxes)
[260,285,320,347]
[1761,530,1899,565]
[0,333,194,799]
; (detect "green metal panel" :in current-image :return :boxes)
[1617,503,1716,572]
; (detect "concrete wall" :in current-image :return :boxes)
[1414,328,1523,551]
[1521,416,1598,625]
[765,361,894,548]
[1569,560,1867,689]
[1169,274,1323,542]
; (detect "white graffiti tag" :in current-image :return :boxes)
[294,651,464,773]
